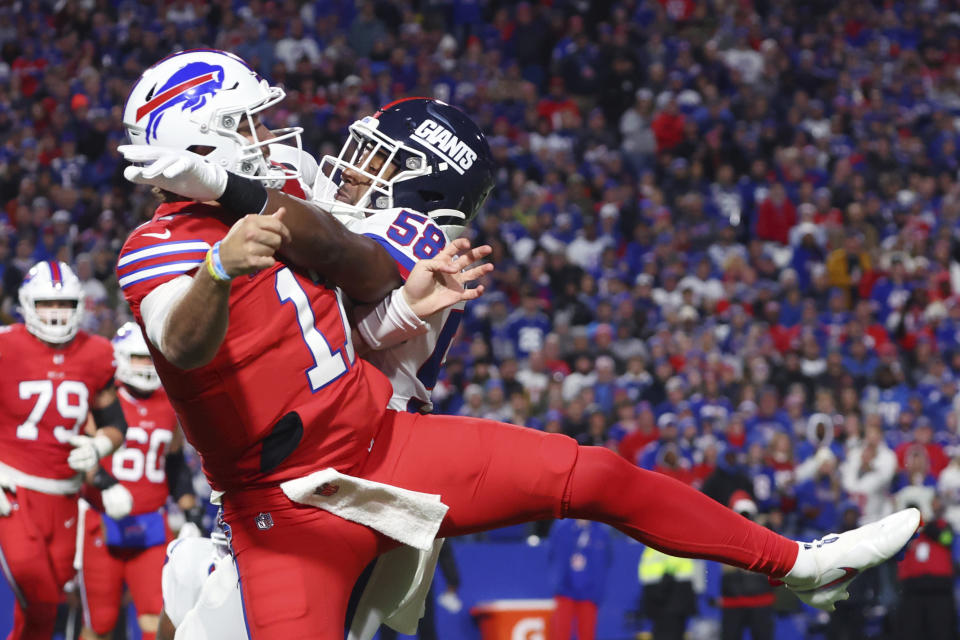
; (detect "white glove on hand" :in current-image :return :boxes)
[67,434,114,473]
[178,522,202,539]
[438,590,462,614]
[101,484,134,520]
[0,472,15,517]
[118,145,229,201]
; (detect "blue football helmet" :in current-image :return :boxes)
[315,98,495,238]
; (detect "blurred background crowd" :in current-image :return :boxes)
[4,0,960,634]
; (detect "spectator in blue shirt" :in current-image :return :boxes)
[795,451,845,537]
[745,387,791,448]
[506,285,552,359]
[548,519,612,640]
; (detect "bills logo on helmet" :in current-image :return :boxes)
[411,119,478,173]
[136,62,225,142]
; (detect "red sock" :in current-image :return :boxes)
[565,447,798,576]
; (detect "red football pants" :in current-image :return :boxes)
[79,511,166,640]
[222,411,798,639]
[0,488,78,640]
[551,596,597,640]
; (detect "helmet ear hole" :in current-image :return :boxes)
[188,145,215,156]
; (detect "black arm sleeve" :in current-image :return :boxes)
[91,466,120,490]
[164,449,194,501]
[184,504,205,529]
[92,397,128,436]
[216,171,268,218]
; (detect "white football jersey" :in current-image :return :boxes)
[162,538,219,627]
[162,537,248,639]
[174,554,247,640]
[345,208,464,413]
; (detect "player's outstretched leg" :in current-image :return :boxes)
[566,447,921,611]
[374,414,920,613]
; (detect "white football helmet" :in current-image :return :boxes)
[113,322,161,393]
[122,49,302,186]
[18,261,85,344]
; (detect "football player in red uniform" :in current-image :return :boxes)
[78,322,198,640]
[0,260,127,639]
[118,50,920,638]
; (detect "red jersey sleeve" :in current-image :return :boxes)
[117,204,228,320]
[86,334,117,394]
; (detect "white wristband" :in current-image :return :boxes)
[357,288,429,351]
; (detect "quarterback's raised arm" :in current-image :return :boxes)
[158,210,289,369]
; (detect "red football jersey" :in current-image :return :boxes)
[117,202,393,491]
[100,385,179,514]
[0,324,115,480]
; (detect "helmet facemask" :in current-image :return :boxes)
[315,116,430,218]
[113,322,162,393]
[202,83,304,189]
[117,352,162,393]
[18,262,85,344]
[23,299,83,344]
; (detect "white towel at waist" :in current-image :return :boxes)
[279,468,448,551]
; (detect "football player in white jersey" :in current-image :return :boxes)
[316,100,488,415]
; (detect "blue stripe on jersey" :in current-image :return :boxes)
[362,233,415,278]
[118,260,203,289]
[118,240,210,268]
[118,247,210,269]
[416,309,463,392]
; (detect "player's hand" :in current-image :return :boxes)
[101,484,134,519]
[119,145,229,202]
[402,237,493,318]
[67,434,114,473]
[217,208,291,278]
[178,522,202,539]
[0,472,15,517]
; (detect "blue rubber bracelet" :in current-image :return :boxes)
[211,241,232,281]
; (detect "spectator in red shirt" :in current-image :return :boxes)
[651,97,686,153]
[755,183,797,245]
[894,496,957,640]
[619,406,660,463]
[537,77,581,131]
[895,421,949,476]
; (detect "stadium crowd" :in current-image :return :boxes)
[1,0,960,557]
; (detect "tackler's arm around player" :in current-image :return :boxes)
[120,145,402,305]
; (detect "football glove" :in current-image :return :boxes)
[68,434,114,473]
[119,145,229,202]
[101,484,134,520]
